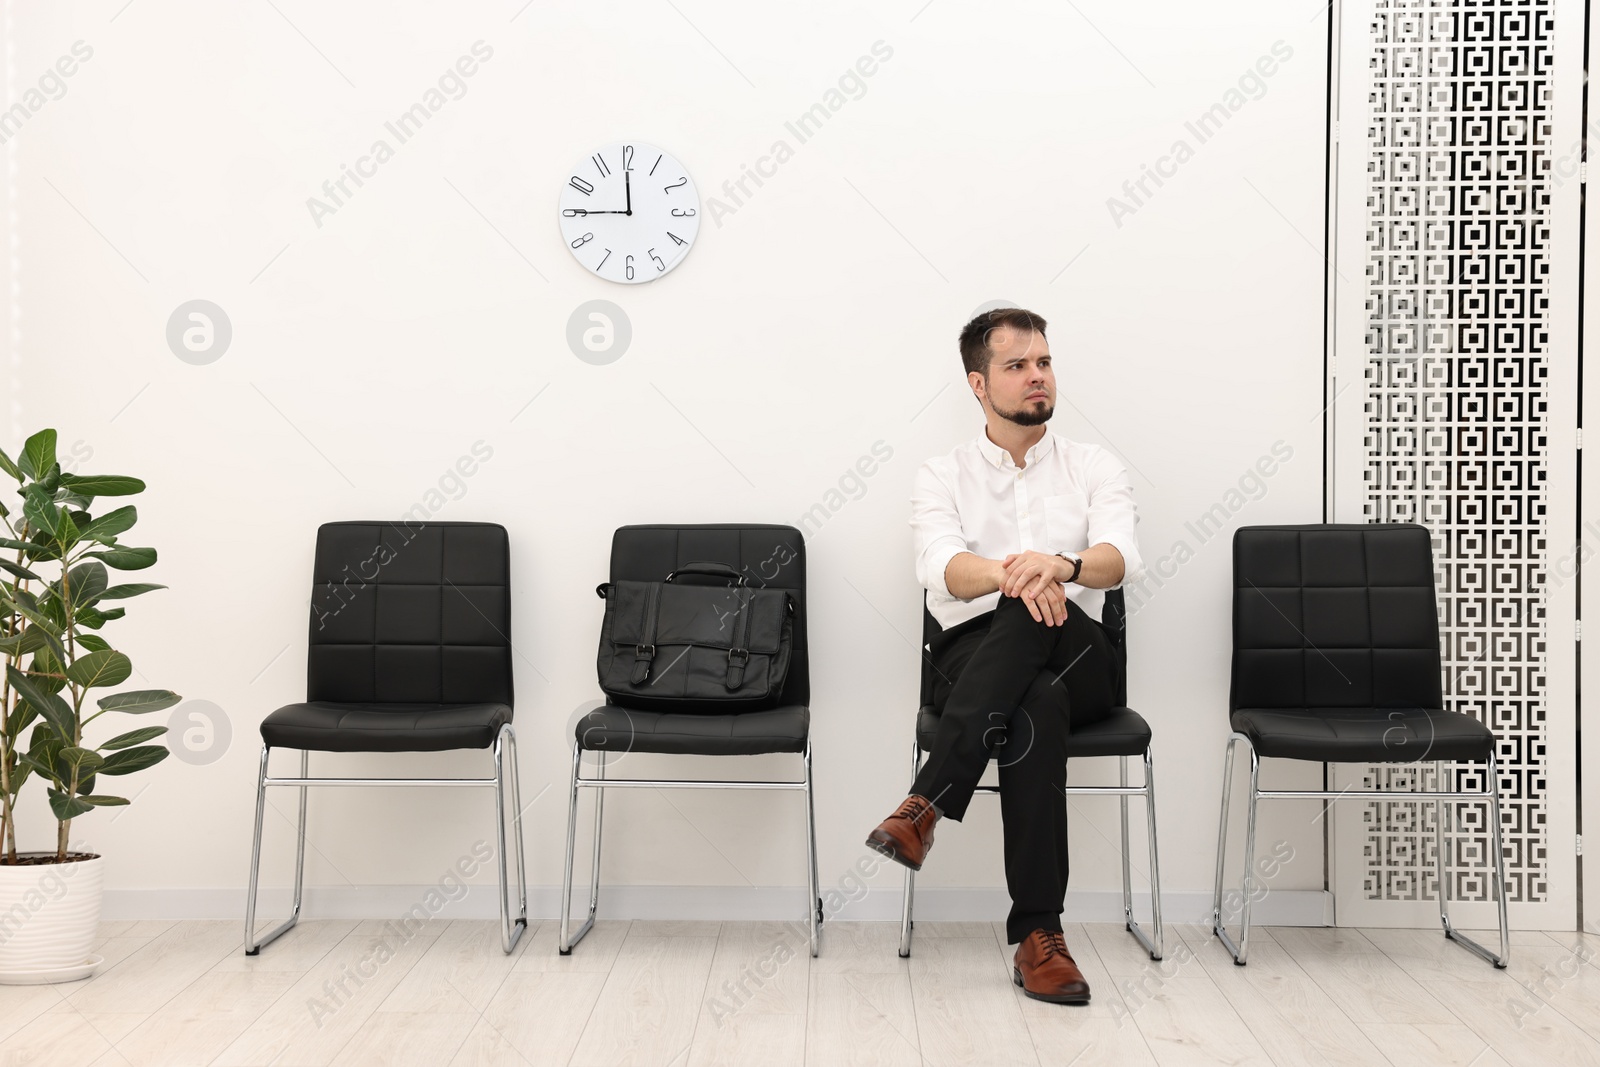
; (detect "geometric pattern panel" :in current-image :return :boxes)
[1360,0,1552,902]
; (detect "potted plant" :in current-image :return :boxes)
[0,429,179,981]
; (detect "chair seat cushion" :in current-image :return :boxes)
[916,705,1152,759]
[575,704,808,756]
[1230,707,1493,763]
[260,701,511,752]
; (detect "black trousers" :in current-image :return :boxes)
[910,593,1122,945]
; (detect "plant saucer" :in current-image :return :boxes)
[0,954,103,985]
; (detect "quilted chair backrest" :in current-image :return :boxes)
[1230,523,1442,714]
[305,521,513,706]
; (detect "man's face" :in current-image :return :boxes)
[973,326,1054,427]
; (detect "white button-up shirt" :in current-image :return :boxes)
[911,429,1146,629]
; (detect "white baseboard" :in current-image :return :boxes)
[104,885,1334,928]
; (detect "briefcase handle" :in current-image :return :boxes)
[665,561,746,586]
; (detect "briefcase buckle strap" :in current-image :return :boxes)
[726,647,749,690]
[631,643,656,684]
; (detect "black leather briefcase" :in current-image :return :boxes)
[596,561,794,711]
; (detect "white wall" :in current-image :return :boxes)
[5,0,1332,924]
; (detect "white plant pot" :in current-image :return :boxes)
[0,853,103,979]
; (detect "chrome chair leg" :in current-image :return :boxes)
[1125,745,1163,960]
[560,746,608,955]
[493,723,528,954]
[1237,745,1262,963]
[1213,732,1256,965]
[1440,751,1510,968]
[898,739,923,959]
[509,727,529,935]
[588,752,606,914]
[1434,758,1450,934]
[804,738,821,958]
[1119,755,1133,933]
[244,746,308,955]
[559,739,585,954]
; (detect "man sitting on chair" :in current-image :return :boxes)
[865,307,1145,1005]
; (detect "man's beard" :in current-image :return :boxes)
[994,395,1055,427]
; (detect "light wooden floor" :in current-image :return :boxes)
[0,917,1596,1066]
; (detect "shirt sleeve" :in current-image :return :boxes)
[910,460,969,599]
[1084,450,1145,588]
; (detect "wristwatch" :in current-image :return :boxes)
[1056,551,1083,585]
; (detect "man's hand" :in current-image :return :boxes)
[1021,576,1069,626]
[1000,550,1067,599]
[995,552,1069,626]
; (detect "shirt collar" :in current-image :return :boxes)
[975,428,1055,470]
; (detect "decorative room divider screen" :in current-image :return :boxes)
[1327,0,1583,930]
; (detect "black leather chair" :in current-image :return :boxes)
[244,521,528,955]
[898,587,1163,960]
[558,524,820,956]
[1212,523,1508,967]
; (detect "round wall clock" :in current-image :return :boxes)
[558,141,699,284]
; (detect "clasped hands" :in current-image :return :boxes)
[997,550,1073,627]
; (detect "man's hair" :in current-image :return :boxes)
[957,307,1048,379]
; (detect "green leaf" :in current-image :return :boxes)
[96,745,167,776]
[97,583,164,601]
[76,634,110,653]
[77,506,137,543]
[65,650,132,690]
[0,627,51,657]
[12,586,45,616]
[22,494,64,540]
[6,701,37,739]
[46,789,92,821]
[25,627,60,658]
[25,726,62,781]
[18,623,66,666]
[57,475,145,498]
[84,546,156,571]
[74,606,124,629]
[96,689,181,715]
[15,752,55,784]
[100,726,166,750]
[0,538,31,552]
[18,431,56,481]
[0,447,21,482]
[7,666,75,743]
[60,562,108,607]
[9,627,54,657]
[58,746,104,772]
[0,561,41,583]
[17,539,59,563]
[77,795,128,807]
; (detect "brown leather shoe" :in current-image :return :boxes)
[1012,929,1091,1004]
[865,795,939,871]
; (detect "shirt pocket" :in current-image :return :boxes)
[1041,493,1088,555]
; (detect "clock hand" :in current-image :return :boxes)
[625,170,632,216]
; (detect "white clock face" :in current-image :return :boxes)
[558,142,699,284]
